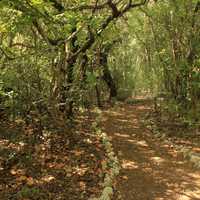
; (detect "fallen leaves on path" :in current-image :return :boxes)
[102,100,200,200]
[0,113,106,200]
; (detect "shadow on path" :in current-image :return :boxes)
[102,102,200,200]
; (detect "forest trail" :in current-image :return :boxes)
[102,101,200,200]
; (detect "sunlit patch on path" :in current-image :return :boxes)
[102,101,200,200]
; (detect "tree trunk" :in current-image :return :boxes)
[100,51,117,100]
[95,85,102,107]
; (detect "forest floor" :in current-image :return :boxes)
[102,100,200,200]
[0,112,106,200]
[1,100,200,200]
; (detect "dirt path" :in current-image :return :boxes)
[102,102,200,200]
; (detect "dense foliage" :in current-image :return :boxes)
[0,0,148,124]
[110,0,200,123]
[1,0,200,123]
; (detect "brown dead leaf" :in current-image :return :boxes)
[79,181,86,190]
[26,177,35,186]
[17,175,27,182]
[121,175,128,180]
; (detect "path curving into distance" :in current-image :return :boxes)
[102,101,200,200]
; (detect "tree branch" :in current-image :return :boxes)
[98,0,148,35]
[68,26,95,61]
[70,0,148,60]
[32,20,62,46]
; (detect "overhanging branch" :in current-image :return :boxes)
[70,0,148,60]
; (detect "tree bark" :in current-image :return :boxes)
[100,49,117,100]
